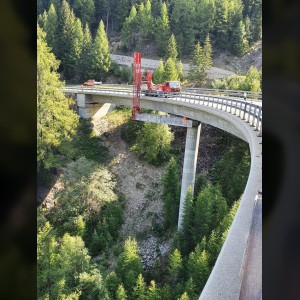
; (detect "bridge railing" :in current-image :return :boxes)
[64,87,262,132]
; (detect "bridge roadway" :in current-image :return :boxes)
[64,86,262,299]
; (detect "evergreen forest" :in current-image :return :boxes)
[37,0,256,299]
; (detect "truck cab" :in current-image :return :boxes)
[164,81,181,94]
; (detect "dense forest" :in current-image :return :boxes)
[37,0,261,87]
[38,1,254,299]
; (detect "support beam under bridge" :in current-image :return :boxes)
[134,113,194,127]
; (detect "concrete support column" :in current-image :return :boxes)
[178,122,201,229]
[76,93,115,119]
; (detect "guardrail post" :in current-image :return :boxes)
[247,104,251,123]
[242,103,247,119]
[251,106,256,127]
[256,107,262,130]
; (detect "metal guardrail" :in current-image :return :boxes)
[64,87,262,132]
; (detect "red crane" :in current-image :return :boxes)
[132,52,142,120]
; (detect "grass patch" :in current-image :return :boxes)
[104,106,131,126]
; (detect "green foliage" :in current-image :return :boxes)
[168,249,184,286]
[106,272,121,299]
[44,4,58,52]
[116,283,128,300]
[92,20,111,80]
[211,138,250,206]
[116,237,143,293]
[56,0,83,80]
[164,57,179,81]
[121,5,138,50]
[131,122,174,165]
[73,0,95,26]
[178,292,190,300]
[170,0,196,55]
[147,280,161,300]
[187,247,210,293]
[193,184,228,244]
[188,42,206,83]
[153,60,165,84]
[162,157,181,228]
[165,34,178,62]
[194,171,208,199]
[176,60,184,81]
[202,34,213,70]
[109,62,132,83]
[133,273,147,300]
[155,2,171,57]
[37,25,79,170]
[60,119,109,165]
[212,66,261,92]
[179,186,194,255]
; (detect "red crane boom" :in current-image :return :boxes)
[132,52,142,120]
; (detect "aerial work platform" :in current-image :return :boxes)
[134,113,193,127]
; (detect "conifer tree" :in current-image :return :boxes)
[207,229,222,266]
[37,25,78,169]
[116,237,143,293]
[232,20,249,56]
[170,0,196,55]
[153,60,165,84]
[106,272,121,299]
[162,157,181,228]
[164,57,178,81]
[116,0,131,31]
[156,2,171,57]
[178,292,190,300]
[194,0,216,42]
[133,274,147,300]
[44,4,58,53]
[116,284,128,300]
[165,34,178,62]
[187,247,210,293]
[179,186,194,255]
[188,41,205,83]
[185,278,197,300]
[38,10,48,29]
[73,0,95,26]
[92,20,111,80]
[202,34,213,71]
[78,23,93,80]
[176,60,184,81]
[168,249,184,286]
[121,5,137,50]
[213,0,229,50]
[244,16,252,43]
[147,280,160,300]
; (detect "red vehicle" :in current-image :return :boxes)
[83,79,102,86]
[142,71,181,97]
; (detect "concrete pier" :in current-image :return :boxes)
[178,122,201,229]
[76,93,115,119]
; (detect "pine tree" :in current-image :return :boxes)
[244,16,252,44]
[116,284,128,300]
[162,157,181,228]
[170,0,196,55]
[176,60,184,81]
[207,229,222,267]
[116,0,131,31]
[164,57,178,81]
[56,0,83,80]
[156,2,171,57]
[213,0,229,50]
[133,274,147,300]
[73,0,95,26]
[165,34,178,62]
[37,25,78,170]
[194,0,215,42]
[78,23,93,80]
[44,4,57,53]
[153,60,165,84]
[121,5,137,50]
[188,41,205,83]
[92,20,111,80]
[202,34,213,71]
[179,186,194,255]
[187,247,210,293]
[106,272,121,299]
[178,292,190,300]
[168,249,184,286]
[147,280,160,300]
[116,237,143,293]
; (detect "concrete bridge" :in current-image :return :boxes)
[64,86,262,299]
